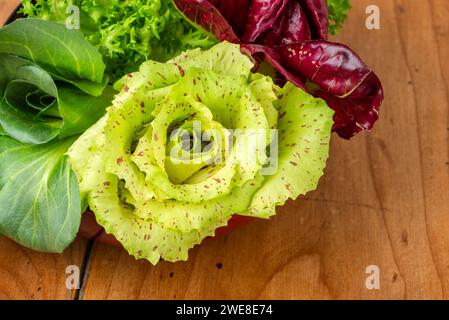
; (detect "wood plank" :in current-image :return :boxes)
[415,0,449,297]
[0,0,20,26]
[0,237,87,299]
[0,0,88,300]
[81,0,449,299]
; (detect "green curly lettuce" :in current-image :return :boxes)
[20,0,216,81]
[328,0,351,35]
[68,42,334,264]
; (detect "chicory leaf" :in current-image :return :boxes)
[173,0,239,42]
[257,1,312,46]
[242,0,289,43]
[173,0,383,138]
[277,40,383,138]
[208,0,251,37]
[21,0,216,81]
[0,136,81,252]
[240,44,307,86]
[68,42,333,263]
[299,0,329,39]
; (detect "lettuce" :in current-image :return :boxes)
[20,0,216,80]
[68,42,333,264]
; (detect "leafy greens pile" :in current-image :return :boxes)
[0,19,113,251]
[20,0,350,81]
[0,1,384,263]
[68,42,334,263]
[172,0,382,139]
[20,0,216,80]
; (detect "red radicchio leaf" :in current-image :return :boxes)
[242,0,289,43]
[208,0,251,38]
[277,40,383,138]
[172,0,239,42]
[258,0,312,47]
[298,0,329,39]
[172,0,383,138]
[241,44,308,88]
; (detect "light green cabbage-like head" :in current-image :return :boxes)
[68,42,334,264]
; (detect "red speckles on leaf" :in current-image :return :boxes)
[177,64,185,76]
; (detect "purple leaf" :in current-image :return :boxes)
[258,1,312,47]
[277,40,383,138]
[242,0,289,43]
[241,44,308,88]
[208,0,251,37]
[173,0,239,42]
[172,0,384,138]
[298,0,329,39]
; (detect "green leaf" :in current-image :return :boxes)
[48,68,109,97]
[0,54,114,144]
[0,20,111,143]
[0,65,62,143]
[0,97,62,144]
[0,54,31,91]
[58,84,116,138]
[0,18,105,84]
[328,0,351,35]
[20,0,216,81]
[0,136,81,252]
[0,135,22,153]
[247,84,334,217]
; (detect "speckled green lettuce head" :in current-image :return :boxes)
[68,42,334,264]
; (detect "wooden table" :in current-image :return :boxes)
[0,0,448,300]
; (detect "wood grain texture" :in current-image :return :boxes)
[0,0,448,300]
[0,0,19,25]
[0,237,87,299]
